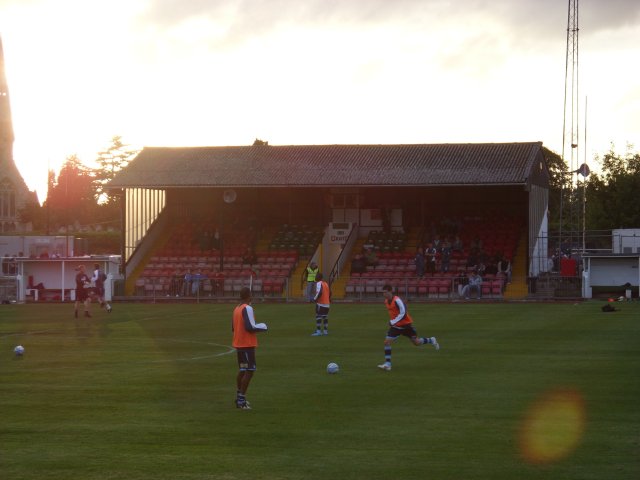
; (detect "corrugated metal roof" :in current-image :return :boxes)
[108,142,544,189]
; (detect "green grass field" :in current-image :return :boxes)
[1,300,639,480]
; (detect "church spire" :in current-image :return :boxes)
[0,34,38,233]
[1,34,16,152]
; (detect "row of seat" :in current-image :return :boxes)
[148,251,299,264]
[344,277,505,298]
[134,275,288,297]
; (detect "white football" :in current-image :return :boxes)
[14,345,25,356]
[326,362,339,374]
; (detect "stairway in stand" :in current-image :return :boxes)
[290,262,307,298]
[503,232,528,299]
[332,227,419,300]
[331,237,368,300]
[125,227,173,295]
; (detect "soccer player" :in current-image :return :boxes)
[378,284,439,371]
[232,287,268,410]
[74,265,92,318]
[311,272,331,336]
[92,263,112,313]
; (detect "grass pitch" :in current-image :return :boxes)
[1,300,639,480]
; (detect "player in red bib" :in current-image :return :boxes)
[378,284,439,371]
[311,272,331,336]
[232,287,268,409]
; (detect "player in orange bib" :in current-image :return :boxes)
[232,287,268,409]
[311,272,331,336]
[378,284,439,371]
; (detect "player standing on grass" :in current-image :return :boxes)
[378,284,439,371]
[74,265,92,318]
[232,287,268,410]
[92,263,112,313]
[311,272,331,336]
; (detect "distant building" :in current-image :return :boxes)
[0,35,38,233]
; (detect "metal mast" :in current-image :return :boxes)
[559,0,579,253]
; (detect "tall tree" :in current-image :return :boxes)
[94,135,138,203]
[586,146,640,230]
[45,155,95,230]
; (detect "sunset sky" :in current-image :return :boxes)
[1,0,639,202]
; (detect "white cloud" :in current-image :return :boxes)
[1,0,639,202]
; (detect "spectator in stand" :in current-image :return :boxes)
[484,256,499,276]
[466,250,478,270]
[182,268,193,296]
[470,236,483,253]
[364,247,379,268]
[552,249,560,272]
[476,258,487,276]
[191,269,206,295]
[171,271,183,296]
[424,243,437,274]
[462,271,483,300]
[440,239,452,273]
[454,268,468,297]
[212,229,221,250]
[242,247,258,266]
[414,246,425,278]
[432,235,442,252]
[452,235,464,254]
[497,256,512,283]
[547,251,556,273]
[198,227,213,252]
[350,254,367,275]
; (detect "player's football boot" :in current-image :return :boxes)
[430,337,440,351]
[377,363,392,371]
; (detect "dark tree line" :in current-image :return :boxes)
[18,136,137,234]
[544,144,640,238]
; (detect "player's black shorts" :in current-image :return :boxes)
[386,324,418,340]
[315,305,330,317]
[236,347,257,371]
[76,288,90,302]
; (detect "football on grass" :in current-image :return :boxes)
[326,362,339,374]
[14,345,25,356]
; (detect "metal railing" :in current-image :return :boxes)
[0,275,18,303]
[131,274,291,303]
[342,274,583,301]
[328,224,359,286]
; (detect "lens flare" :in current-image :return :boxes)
[519,388,586,464]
